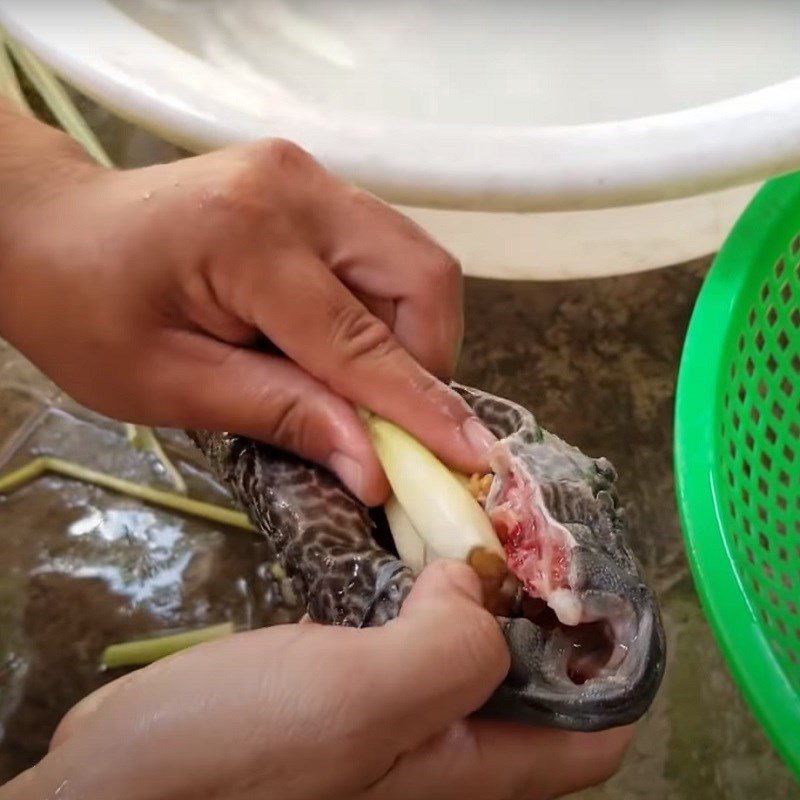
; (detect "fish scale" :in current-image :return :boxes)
[189,383,665,731]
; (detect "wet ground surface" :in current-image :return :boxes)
[0,98,797,797]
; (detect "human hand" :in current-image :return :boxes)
[3,562,631,800]
[0,115,495,505]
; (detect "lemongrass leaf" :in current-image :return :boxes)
[0,457,46,493]
[126,424,188,494]
[101,623,236,669]
[0,457,253,531]
[6,40,112,167]
[0,37,30,114]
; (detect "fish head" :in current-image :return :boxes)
[455,385,666,731]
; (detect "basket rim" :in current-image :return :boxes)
[675,171,800,780]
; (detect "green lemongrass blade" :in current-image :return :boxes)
[365,414,502,561]
[0,457,47,493]
[0,38,31,114]
[6,40,112,167]
[125,423,186,494]
[45,457,252,529]
[101,622,236,668]
[0,457,254,531]
[126,425,188,495]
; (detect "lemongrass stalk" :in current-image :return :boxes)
[101,622,236,669]
[365,414,516,613]
[0,457,253,531]
[363,413,503,561]
[0,37,30,114]
[0,457,47,493]
[6,40,112,167]
[126,424,188,494]
[384,495,427,575]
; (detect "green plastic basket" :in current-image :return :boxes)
[676,172,800,780]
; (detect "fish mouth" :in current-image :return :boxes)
[517,593,637,688]
[481,576,664,732]
[371,496,665,731]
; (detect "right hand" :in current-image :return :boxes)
[0,115,496,506]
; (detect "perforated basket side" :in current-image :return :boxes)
[676,171,800,781]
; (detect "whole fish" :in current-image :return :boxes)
[189,384,665,732]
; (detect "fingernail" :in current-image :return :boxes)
[461,417,496,458]
[328,452,364,497]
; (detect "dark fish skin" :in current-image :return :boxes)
[189,384,665,732]
[189,430,414,628]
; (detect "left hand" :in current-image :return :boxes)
[1,562,631,800]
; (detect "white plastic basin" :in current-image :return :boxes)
[3,0,800,278]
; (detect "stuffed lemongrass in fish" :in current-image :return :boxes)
[189,384,665,732]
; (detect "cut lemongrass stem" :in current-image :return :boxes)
[6,39,112,167]
[384,495,427,575]
[101,622,236,669]
[126,424,188,494]
[0,36,31,114]
[4,39,183,491]
[364,412,516,614]
[364,411,503,561]
[0,457,254,531]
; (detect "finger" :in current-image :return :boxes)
[393,290,463,382]
[319,188,464,379]
[351,290,397,332]
[240,251,495,474]
[367,721,634,800]
[143,332,389,505]
[345,561,510,752]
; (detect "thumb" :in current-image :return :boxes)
[355,560,510,751]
